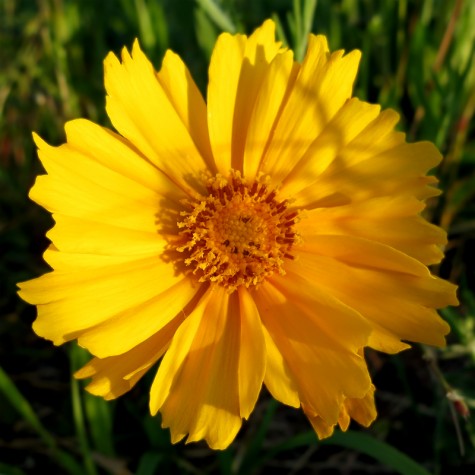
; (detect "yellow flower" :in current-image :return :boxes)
[18,20,458,449]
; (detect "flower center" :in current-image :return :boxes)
[177,171,298,291]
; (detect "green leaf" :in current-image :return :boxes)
[323,431,432,475]
[0,463,27,475]
[135,452,164,475]
[258,430,432,475]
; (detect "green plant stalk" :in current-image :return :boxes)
[69,345,99,475]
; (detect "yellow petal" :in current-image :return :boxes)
[208,20,282,174]
[335,108,403,168]
[243,50,296,179]
[77,278,202,357]
[268,269,372,353]
[255,280,371,425]
[304,406,336,439]
[43,245,146,271]
[64,119,183,200]
[367,324,411,354]
[297,234,431,277]
[296,196,447,265]
[150,289,211,415]
[304,383,376,438]
[31,133,181,233]
[75,314,184,400]
[47,214,165,255]
[261,35,362,184]
[296,140,442,208]
[77,356,149,400]
[344,384,377,427]
[104,40,208,196]
[229,20,282,172]
[262,325,300,408]
[295,235,457,310]
[157,50,215,171]
[281,98,380,195]
[150,286,242,450]
[207,31,246,174]
[337,405,351,432]
[286,247,457,349]
[237,288,266,419]
[291,108,403,208]
[18,256,190,348]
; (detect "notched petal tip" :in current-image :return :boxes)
[31,318,67,346]
[416,142,444,174]
[103,49,121,74]
[305,384,377,440]
[307,34,329,53]
[434,277,459,308]
[344,385,377,428]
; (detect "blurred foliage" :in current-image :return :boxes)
[1,0,474,473]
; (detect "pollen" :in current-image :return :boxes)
[177,171,299,291]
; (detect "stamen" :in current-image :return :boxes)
[176,171,299,292]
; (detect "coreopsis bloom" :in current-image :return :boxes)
[19,20,458,449]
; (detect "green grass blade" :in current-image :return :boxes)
[272,12,289,47]
[195,6,220,60]
[0,366,84,475]
[297,0,317,60]
[195,0,236,33]
[134,0,158,50]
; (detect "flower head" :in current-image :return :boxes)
[19,20,458,449]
